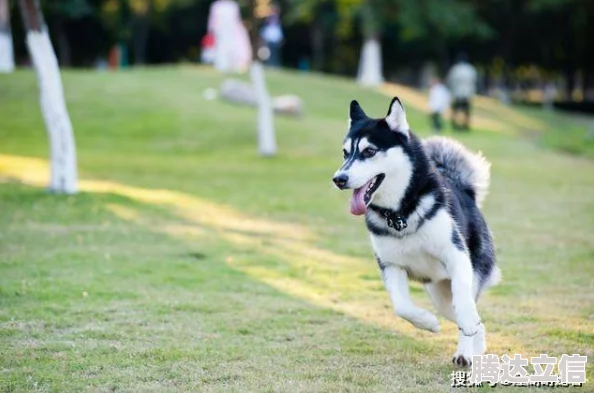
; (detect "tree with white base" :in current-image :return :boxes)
[19,0,77,194]
[357,0,383,87]
[250,61,276,156]
[357,37,383,87]
[0,0,14,72]
[250,0,276,156]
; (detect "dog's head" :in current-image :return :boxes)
[333,97,413,215]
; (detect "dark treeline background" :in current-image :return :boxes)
[7,0,594,100]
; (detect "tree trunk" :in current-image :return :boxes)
[54,15,71,67]
[311,22,324,72]
[357,37,383,87]
[564,67,575,100]
[584,71,593,101]
[250,61,276,156]
[133,0,153,65]
[0,0,15,72]
[19,0,77,194]
[249,0,276,156]
[357,1,383,87]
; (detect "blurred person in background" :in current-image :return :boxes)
[236,21,252,71]
[428,76,450,133]
[207,0,252,72]
[447,53,477,131]
[200,32,215,64]
[260,5,283,67]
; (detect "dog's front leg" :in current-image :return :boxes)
[443,248,482,366]
[382,265,440,333]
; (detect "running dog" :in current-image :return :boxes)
[332,97,500,366]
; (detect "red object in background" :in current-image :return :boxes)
[201,33,215,49]
[108,45,119,69]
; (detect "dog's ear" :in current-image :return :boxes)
[385,97,410,137]
[349,100,367,124]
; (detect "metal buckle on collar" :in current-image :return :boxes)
[383,211,408,231]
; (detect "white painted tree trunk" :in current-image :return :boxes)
[0,31,13,72]
[250,61,276,156]
[0,0,14,72]
[26,30,77,193]
[357,37,383,87]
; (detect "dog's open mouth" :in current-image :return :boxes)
[350,174,385,215]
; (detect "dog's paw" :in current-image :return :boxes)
[412,310,440,333]
[453,333,474,368]
[452,353,472,368]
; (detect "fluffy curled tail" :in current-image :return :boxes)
[423,136,491,207]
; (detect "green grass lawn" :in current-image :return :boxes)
[0,66,593,392]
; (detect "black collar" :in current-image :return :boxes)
[368,167,440,232]
[369,205,408,231]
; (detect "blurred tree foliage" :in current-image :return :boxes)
[284,0,592,96]
[6,0,594,95]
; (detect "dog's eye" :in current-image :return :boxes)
[362,148,377,158]
[343,149,348,159]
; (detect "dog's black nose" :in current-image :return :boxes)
[333,174,348,189]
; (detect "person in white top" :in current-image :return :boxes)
[207,0,252,73]
[428,77,450,133]
[447,53,477,130]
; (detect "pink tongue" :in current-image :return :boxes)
[350,181,372,215]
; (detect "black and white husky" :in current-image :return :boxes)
[333,98,500,367]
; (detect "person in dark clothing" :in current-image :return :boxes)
[447,53,477,131]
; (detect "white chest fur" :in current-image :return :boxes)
[369,212,452,283]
